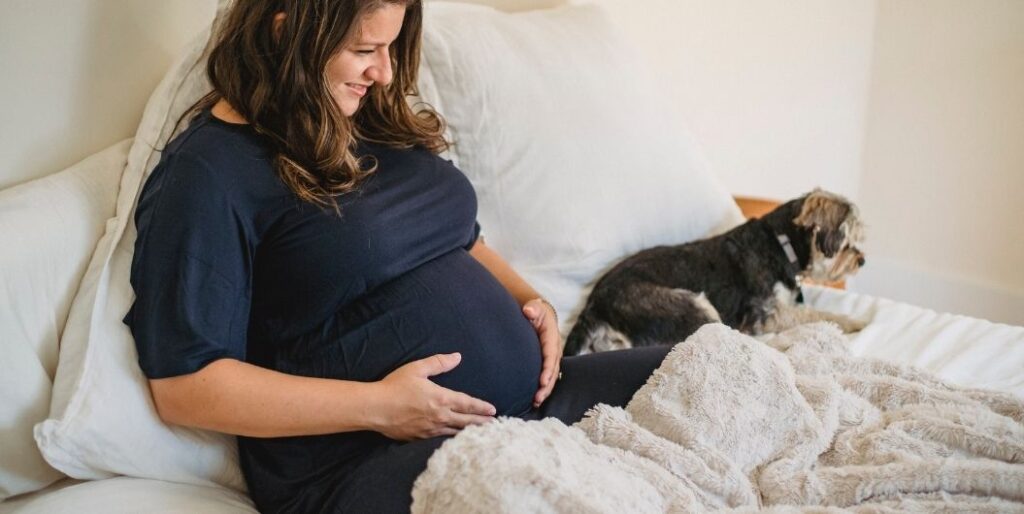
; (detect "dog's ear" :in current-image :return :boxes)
[794,189,851,258]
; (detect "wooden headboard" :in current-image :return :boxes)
[734,196,781,219]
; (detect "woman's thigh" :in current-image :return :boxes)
[524,344,672,424]
[319,436,450,514]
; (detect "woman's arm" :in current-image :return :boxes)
[150,353,496,440]
[468,238,563,407]
[468,238,543,306]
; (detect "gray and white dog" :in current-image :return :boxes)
[564,189,867,355]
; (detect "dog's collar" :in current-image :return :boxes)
[776,233,799,267]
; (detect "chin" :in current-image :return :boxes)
[331,93,361,117]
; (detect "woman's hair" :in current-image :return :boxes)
[186,0,448,214]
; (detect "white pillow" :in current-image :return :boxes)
[33,1,245,492]
[418,2,744,332]
[0,140,128,501]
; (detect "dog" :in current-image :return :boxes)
[563,189,867,355]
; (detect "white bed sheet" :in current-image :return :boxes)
[5,287,1020,513]
[805,285,1024,397]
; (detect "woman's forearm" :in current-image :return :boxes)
[149,358,384,438]
[468,239,542,306]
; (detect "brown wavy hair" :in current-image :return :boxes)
[186,0,448,214]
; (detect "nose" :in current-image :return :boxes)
[366,49,394,86]
[857,255,866,267]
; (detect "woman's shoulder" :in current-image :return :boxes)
[169,110,271,162]
[158,111,284,200]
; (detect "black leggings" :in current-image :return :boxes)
[317,345,672,514]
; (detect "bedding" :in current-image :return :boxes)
[412,323,1024,513]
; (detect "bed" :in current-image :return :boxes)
[2,1,1021,512]
[4,286,1021,513]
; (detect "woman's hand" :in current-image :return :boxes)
[523,299,562,408]
[369,353,497,441]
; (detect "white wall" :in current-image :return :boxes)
[588,0,877,203]
[852,0,1024,325]
[0,0,217,189]
[476,0,878,202]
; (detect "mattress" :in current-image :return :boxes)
[0,477,256,514]
[805,285,1024,397]
[5,287,1021,512]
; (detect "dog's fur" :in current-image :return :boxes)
[564,189,867,355]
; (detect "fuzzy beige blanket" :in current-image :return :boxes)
[411,323,1024,513]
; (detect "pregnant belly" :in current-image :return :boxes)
[274,250,543,416]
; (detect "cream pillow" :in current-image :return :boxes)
[418,2,744,332]
[33,1,246,491]
[0,140,129,501]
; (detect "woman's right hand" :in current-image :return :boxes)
[369,352,497,441]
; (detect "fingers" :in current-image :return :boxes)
[534,358,559,406]
[445,411,496,429]
[429,427,460,438]
[524,297,562,402]
[540,332,562,385]
[534,321,563,407]
[522,299,545,326]
[539,353,557,388]
[448,390,497,416]
[410,352,462,378]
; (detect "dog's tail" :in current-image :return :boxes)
[563,309,598,356]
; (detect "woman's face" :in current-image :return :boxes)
[327,4,407,116]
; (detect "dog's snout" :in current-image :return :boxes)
[857,256,866,267]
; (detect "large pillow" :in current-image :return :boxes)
[417,2,744,332]
[0,140,129,501]
[33,1,245,491]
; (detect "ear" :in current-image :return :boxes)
[815,225,846,257]
[794,189,850,258]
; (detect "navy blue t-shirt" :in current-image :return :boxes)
[122,110,541,418]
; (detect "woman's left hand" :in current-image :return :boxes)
[522,299,562,408]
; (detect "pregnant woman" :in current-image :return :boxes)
[122,1,670,512]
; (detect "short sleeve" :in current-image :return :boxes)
[463,221,482,250]
[123,151,254,379]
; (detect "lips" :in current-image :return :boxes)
[346,83,369,97]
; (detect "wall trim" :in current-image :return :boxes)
[848,257,1024,327]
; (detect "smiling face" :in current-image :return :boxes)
[326,3,407,116]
